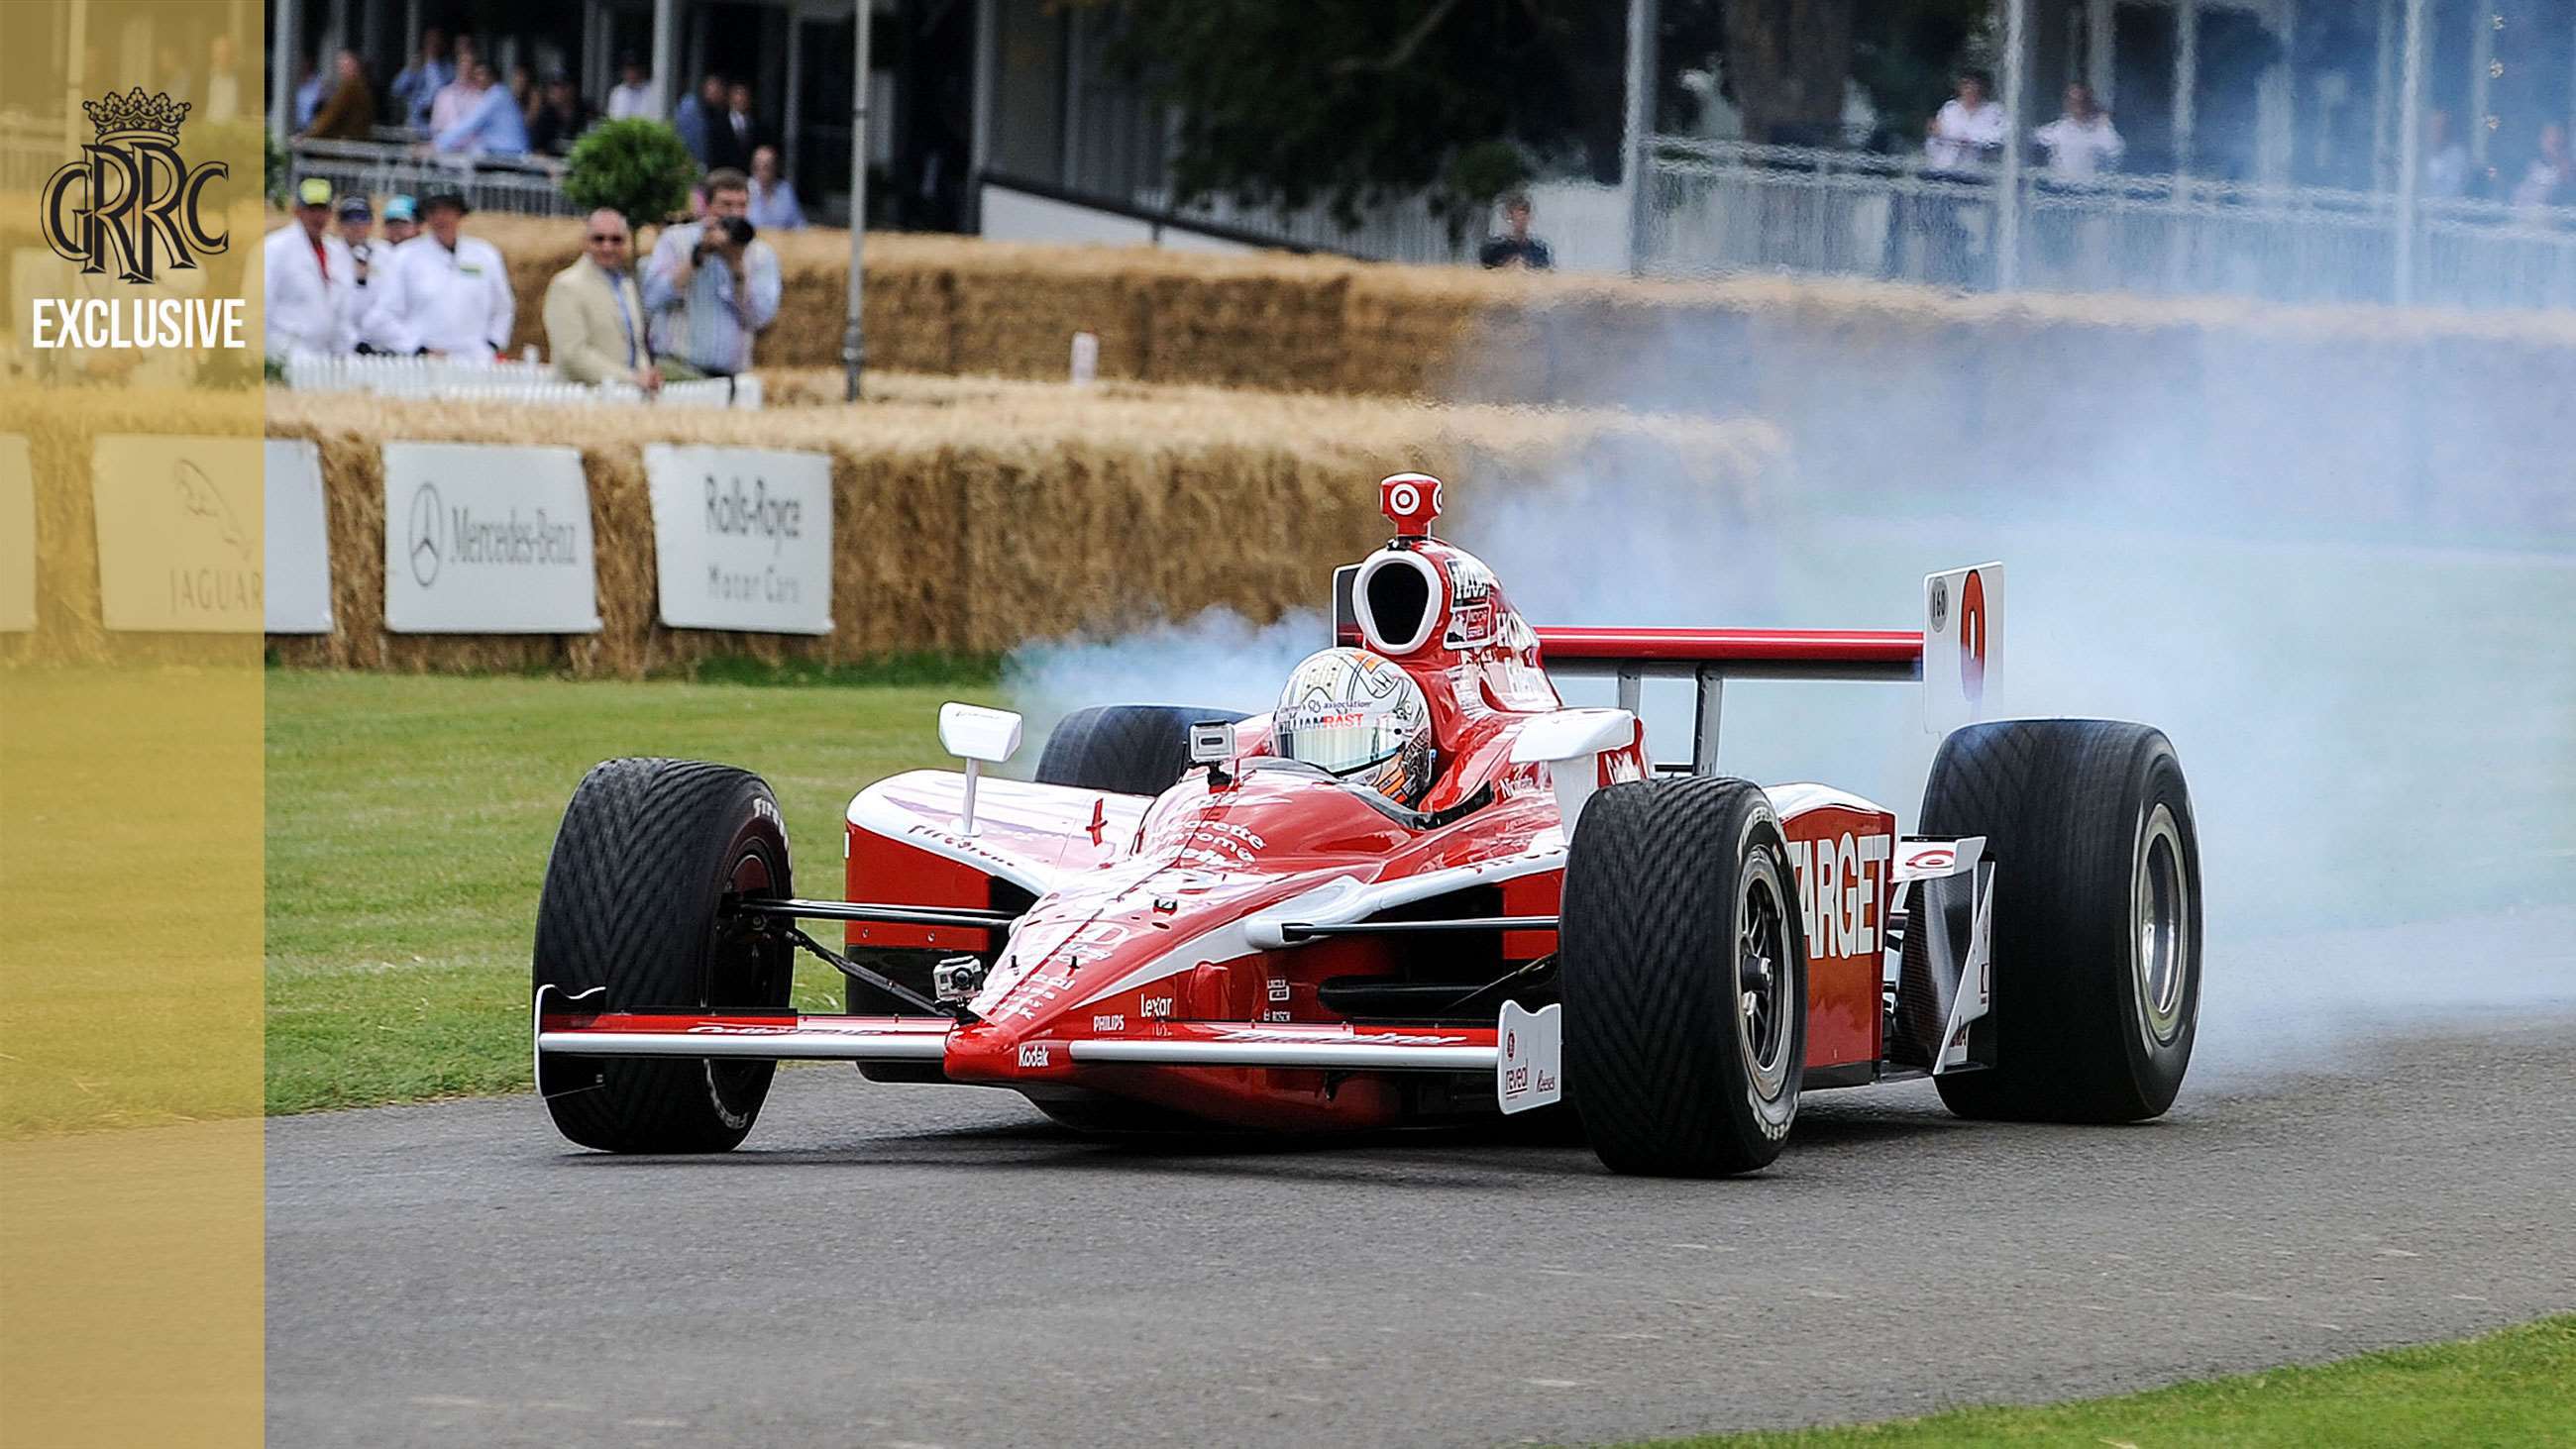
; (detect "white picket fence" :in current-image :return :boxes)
[279,354,762,410]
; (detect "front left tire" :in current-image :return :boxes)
[534,757,795,1153]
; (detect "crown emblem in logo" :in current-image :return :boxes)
[82,87,192,142]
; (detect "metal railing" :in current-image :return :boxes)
[286,137,581,217]
[1643,138,2576,311]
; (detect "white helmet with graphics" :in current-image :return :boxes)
[1273,647,1438,807]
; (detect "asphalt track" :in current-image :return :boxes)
[268,1006,2576,1449]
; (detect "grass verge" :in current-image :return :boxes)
[1627,1314,2576,1447]
[264,666,995,1113]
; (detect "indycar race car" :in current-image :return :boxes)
[533,473,2201,1176]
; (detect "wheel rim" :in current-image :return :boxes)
[2132,802,2192,1048]
[1735,856,1794,1100]
[706,847,785,1103]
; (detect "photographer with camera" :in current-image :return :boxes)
[642,167,781,381]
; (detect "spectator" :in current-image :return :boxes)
[606,55,656,121]
[202,35,243,124]
[746,144,806,230]
[2033,82,2122,178]
[643,168,781,378]
[291,55,327,133]
[1477,192,1554,269]
[301,50,376,141]
[2423,110,2470,200]
[529,73,597,156]
[363,190,514,361]
[379,194,420,247]
[545,208,660,392]
[434,59,529,156]
[357,197,420,352]
[264,178,358,360]
[707,80,763,171]
[389,27,454,130]
[674,72,724,164]
[1924,70,2005,170]
[508,63,540,134]
[2510,123,2571,210]
[337,194,381,292]
[427,37,483,136]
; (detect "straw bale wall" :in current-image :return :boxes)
[257,376,1782,676]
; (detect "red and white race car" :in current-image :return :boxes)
[534,474,2201,1176]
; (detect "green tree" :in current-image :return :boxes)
[562,119,699,228]
[1095,0,1629,232]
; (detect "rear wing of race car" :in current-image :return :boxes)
[1331,562,2000,775]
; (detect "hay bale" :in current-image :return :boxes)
[258,377,1784,675]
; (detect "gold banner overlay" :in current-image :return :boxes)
[0,3,265,1445]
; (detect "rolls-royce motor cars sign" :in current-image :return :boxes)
[643,445,834,635]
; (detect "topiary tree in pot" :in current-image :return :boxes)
[562,119,699,231]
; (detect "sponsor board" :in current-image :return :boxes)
[643,446,833,635]
[263,440,332,634]
[382,442,601,634]
[92,434,264,631]
[0,437,32,631]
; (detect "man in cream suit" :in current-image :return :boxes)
[543,208,660,392]
[263,177,358,360]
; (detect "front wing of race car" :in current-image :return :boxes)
[535,986,1568,1111]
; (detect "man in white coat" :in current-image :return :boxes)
[264,177,358,360]
[364,190,514,360]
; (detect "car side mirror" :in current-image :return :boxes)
[938,702,1023,835]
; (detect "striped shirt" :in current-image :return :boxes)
[641,221,781,374]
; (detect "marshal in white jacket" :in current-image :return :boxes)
[263,222,360,360]
[363,232,515,360]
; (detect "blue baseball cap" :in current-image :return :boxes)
[381,195,419,223]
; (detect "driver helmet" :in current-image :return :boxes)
[1273,647,1438,807]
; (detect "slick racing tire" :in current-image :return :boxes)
[1034,704,1249,797]
[534,758,796,1153]
[1560,776,1806,1177]
[1919,720,2202,1124]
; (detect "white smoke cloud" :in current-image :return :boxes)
[998,307,2576,1079]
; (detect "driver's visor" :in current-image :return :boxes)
[1273,702,1403,777]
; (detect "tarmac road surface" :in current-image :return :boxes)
[268,1008,2576,1448]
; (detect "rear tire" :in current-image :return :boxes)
[1920,720,2201,1124]
[533,758,796,1153]
[1034,704,1248,797]
[1561,776,1806,1177]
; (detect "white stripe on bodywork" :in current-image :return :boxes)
[1066,841,1568,1009]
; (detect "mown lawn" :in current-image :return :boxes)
[1627,1314,2576,1448]
[264,666,999,1113]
